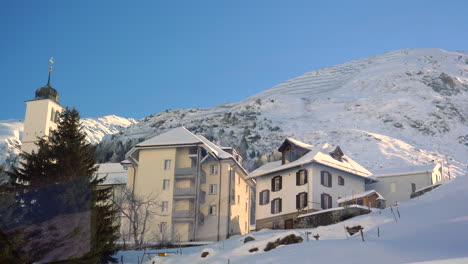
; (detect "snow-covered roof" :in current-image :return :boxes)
[337,190,384,204]
[96,163,127,185]
[249,142,372,178]
[373,163,440,177]
[127,127,251,181]
[283,137,314,150]
[136,127,202,147]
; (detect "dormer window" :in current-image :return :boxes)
[283,146,297,164]
[330,146,344,162]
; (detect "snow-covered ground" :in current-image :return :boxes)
[115,174,468,264]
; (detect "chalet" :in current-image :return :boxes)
[366,163,443,206]
[249,138,373,231]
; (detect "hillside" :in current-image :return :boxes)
[116,174,468,264]
[96,48,467,176]
[0,115,137,172]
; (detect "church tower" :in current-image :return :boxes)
[21,59,64,154]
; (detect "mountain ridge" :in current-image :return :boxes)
[95,48,467,176]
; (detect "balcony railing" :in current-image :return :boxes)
[175,167,196,177]
[173,187,196,196]
[172,210,195,219]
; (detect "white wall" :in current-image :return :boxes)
[311,163,366,210]
[255,163,367,221]
[366,171,434,206]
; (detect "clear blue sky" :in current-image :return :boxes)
[1,0,467,120]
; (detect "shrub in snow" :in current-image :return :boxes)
[346,225,364,236]
[244,236,255,243]
[264,234,303,252]
[249,247,259,253]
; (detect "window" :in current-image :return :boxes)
[209,205,217,215]
[271,176,282,192]
[411,183,416,193]
[163,179,170,190]
[50,108,55,121]
[237,195,240,204]
[321,193,332,209]
[272,221,280,229]
[259,190,270,205]
[321,171,332,187]
[245,202,248,212]
[164,160,171,170]
[296,170,308,186]
[246,185,248,193]
[209,184,217,195]
[338,176,345,186]
[161,201,169,213]
[357,199,363,206]
[159,222,167,233]
[271,198,282,214]
[210,164,218,174]
[390,183,396,193]
[296,192,308,209]
[238,174,240,185]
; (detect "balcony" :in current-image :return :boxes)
[172,210,195,219]
[173,187,196,197]
[175,167,196,178]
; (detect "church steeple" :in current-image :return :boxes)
[34,57,59,102]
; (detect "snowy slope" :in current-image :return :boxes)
[115,176,468,264]
[0,115,137,172]
[96,48,467,177]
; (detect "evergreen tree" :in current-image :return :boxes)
[5,108,118,263]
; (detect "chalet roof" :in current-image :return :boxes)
[249,141,373,178]
[96,163,127,185]
[337,190,384,204]
[372,163,440,177]
[277,137,314,152]
[136,127,202,147]
[126,127,251,184]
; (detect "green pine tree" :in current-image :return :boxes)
[5,107,119,263]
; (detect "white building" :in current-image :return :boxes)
[21,66,63,155]
[250,138,373,230]
[123,127,255,242]
[366,163,443,206]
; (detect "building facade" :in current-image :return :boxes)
[366,163,443,206]
[123,127,254,242]
[250,138,373,230]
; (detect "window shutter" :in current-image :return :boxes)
[296,172,300,186]
[321,193,325,209]
[296,194,300,209]
[321,171,324,185]
[328,173,332,187]
[271,178,275,191]
[279,176,282,190]
[266,191,269,203]
[328,195,332,209]
[304,170,308,184]
[270,200,274,214]
[279,199,282,213]
[259,191,264,205]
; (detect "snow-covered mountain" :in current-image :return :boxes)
[0,115,137,172]
[96,48,467,176]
